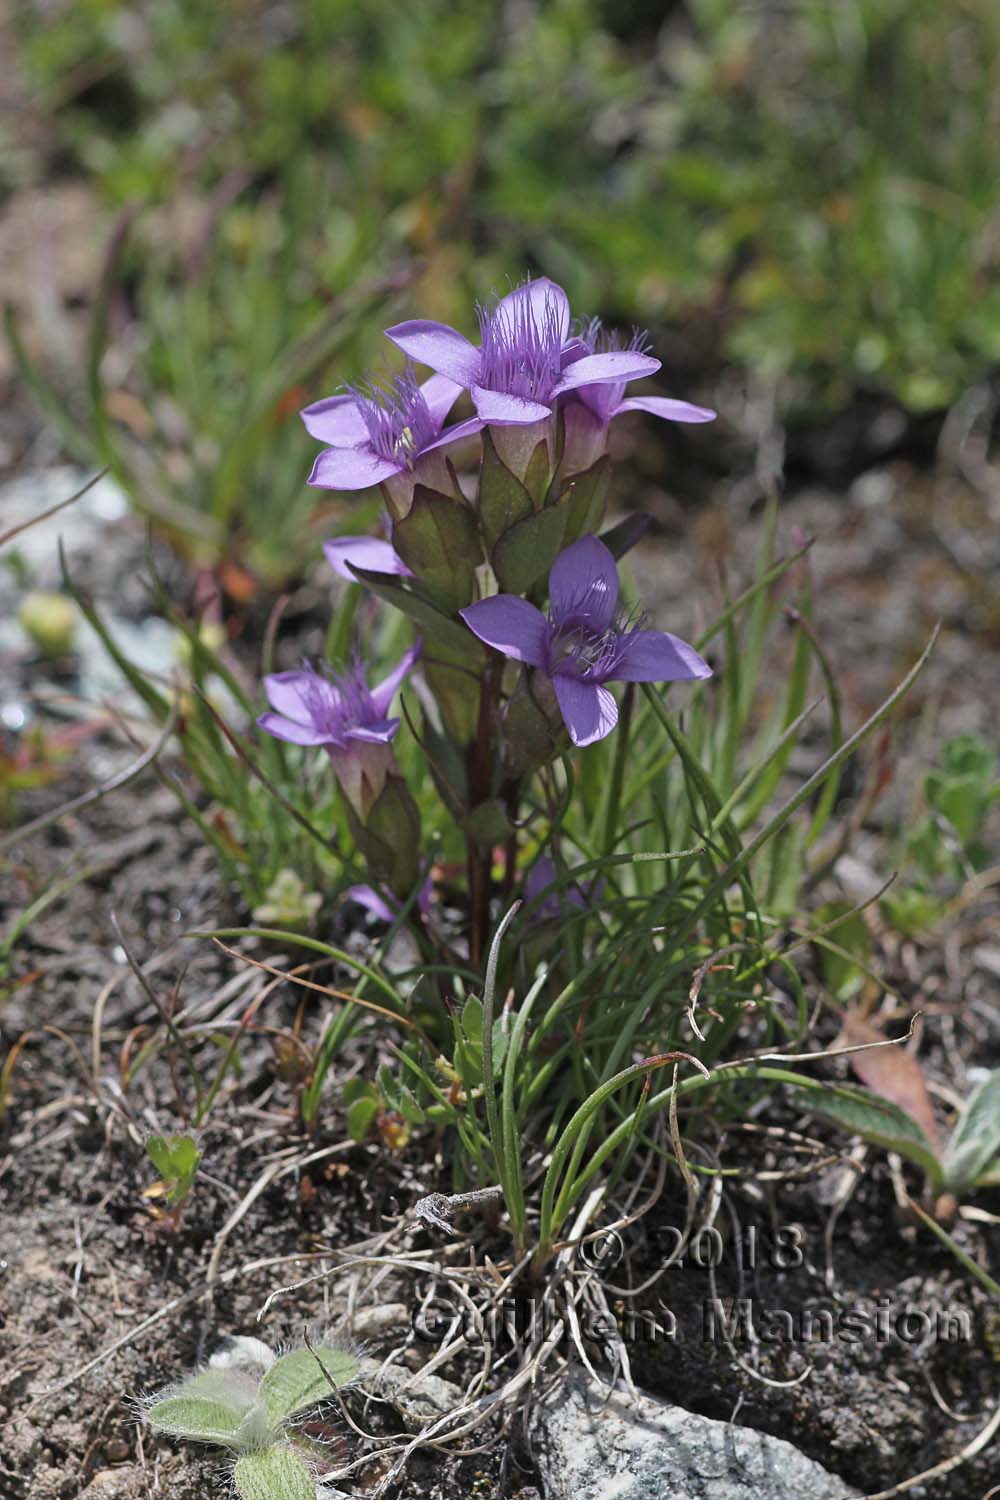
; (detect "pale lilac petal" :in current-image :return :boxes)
[614,630,713,683]
[495,277,571,341]
[370,641,422,718]
[384,320,481,387]
[300,394,369,446]
[419,372,464,429]
[308,447,401,490]
[553,676,618,747]
[551,351,661,397]
[348,717,399,745]
[470,385,552,426]
[420,414,485,455]
[548,536,619,632]
[256,711,328,747]
[460,596,549,666]
[324,536,412,579]
[263,670,319,724]
[345,884,398,922]
[616,395,717,424]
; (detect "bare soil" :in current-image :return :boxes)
[2,456,999,1498]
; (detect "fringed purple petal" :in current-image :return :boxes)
[308,446,402,490]
[370,641,422,718]
[616,395,717,424]
[324,536,412,580]
[300,394,370,446]
[420,414,486,455]
[471,386,553,426]
[263,670,323,723]
[548,536,619,632]
[418,372,464,429]
[494,277,571,342]
[384,320,481,387]
[551,350,661,397]
[613,630,713,683]
[552,676,618,746]
[256,711,329,747]
[460,596,549,666]
[347,717,399,745]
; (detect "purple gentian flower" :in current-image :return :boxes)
[460,536,710,747]
[560,319,716,473]
[386,278,660,429]
[257,644,420,815]
[324,536,412,580]
[523,855,603,923]
[302,365,482,491]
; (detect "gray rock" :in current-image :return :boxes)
[355,1357,464,1429]
[534,1373,858,1500]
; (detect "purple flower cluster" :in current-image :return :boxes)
[260,272,715,847]
[303,275,715,494]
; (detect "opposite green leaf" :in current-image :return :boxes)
[258,1346,360,1424]
[480,429,534,550]
[492,502,568,594]
[392,488,483,613]
[147,1395,247,1446]
[233,1445,316,1500]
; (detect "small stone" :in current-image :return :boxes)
[79,1468,141,1498]
[356,1358,463,1429]
[533,1371,860,1500]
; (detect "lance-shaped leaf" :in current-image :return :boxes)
[558,455,611,546]
[501,679,559,775]
[346,773,421,898]
[347,563,482,658]
[492,501,568,595]
[258,1345,360,1425]
[233,1446,316,1500]
[782,1076,944,1192]
[599,511,651,561]
[391,487,483,613]
[423,652,480,746]
[522,436,552,507]
[940,1071,1000,1195]
[479,428,534,550]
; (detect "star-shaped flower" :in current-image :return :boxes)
[461,536,710,746]
[302,366,481,490]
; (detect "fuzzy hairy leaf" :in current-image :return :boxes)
[232,1446,315,1500]
[147,1393,249,1446]
[940,1071,1000,1195]
[258,1346,359,1424]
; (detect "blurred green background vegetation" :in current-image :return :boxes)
[7,0,1000,576]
